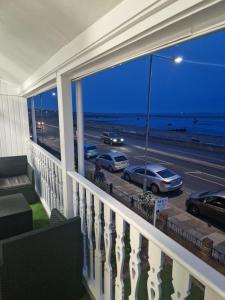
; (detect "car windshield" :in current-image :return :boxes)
[157,169,176,178]
[109,133,119,137]
[86,146,96,150]
[114,156,127,162]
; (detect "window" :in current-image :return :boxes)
[146,170,156,177]
[208,197,225,209]
[135,168,145,174]
[27,87,61,160]
[114,156,127,162]
[157,169,175,178]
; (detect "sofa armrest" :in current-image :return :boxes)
[27,164,34,185]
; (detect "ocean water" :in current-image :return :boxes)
[84,113,225,137]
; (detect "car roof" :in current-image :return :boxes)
[103,131,121,135]
[84,143,95,148]
[129,164,167,172]
[146,164,167,172]
[211,189,225,198]
[105,151,126,157]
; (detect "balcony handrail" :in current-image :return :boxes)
[29,140,62,169]
[68,170,225,298]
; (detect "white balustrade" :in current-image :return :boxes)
[68,170,225,300]
[129,226,142,300]
[29,141,63,215]
[94,195,103,299]
[147,240,163,300]
[28,142,225,300]
[104,205,113,300]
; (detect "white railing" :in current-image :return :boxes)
[29,141,63,215]
[68,170,225,300]
[28,141,225,300]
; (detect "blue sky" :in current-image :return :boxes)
[34,29,225,114]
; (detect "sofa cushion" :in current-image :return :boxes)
[0,175,31,190]
[0,156,27,178]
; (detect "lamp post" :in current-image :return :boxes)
[143,54,183,192]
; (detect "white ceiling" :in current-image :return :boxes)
[0,0,122,85]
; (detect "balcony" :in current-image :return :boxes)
[0,1,225,299]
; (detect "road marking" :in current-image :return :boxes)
[185,171,225,187]
[44,123,59,129]
[133,145,225,171]
[135,155,173,165]
[199,171,225,182]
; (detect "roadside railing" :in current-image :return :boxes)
[28,141,225,300]
[212,248,225,266]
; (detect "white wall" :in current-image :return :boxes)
[0,92,29,157]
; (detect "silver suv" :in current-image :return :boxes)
[96,151,129,172]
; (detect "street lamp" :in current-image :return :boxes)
[173,56,183,64]
[143,54,183,192]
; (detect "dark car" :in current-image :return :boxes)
[100,132,124,145]
[186,189,225,225]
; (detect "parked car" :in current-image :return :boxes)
[96,151,129,172]
[123,164,182,194]
[100,132,124,145]
[84,144,98,159]
[74,142,98,159]
[185,189,225,225]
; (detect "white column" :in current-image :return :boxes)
[75,80,85,176]
[31,97,37,143]
[57,73,75,218]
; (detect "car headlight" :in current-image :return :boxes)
[113,139,117,142]
[121,138,124,142]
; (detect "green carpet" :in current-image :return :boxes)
[30,202,49,229]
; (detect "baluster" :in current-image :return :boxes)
[73,181,79,216]
[58,168,63,213]
[86,190,94,284]
[44,156,49,208]
[50,161,56,208]
[171,261,191,300]
[115,215,125,300]
[205,287,224,300]
[79,185,88,277]
[48,159,53,209]
[94,195,103,299]
[40,153,45,200]
[55,165,60,210]
[147,240,163,300]
[104,205,113,300]
[129,226,142,300]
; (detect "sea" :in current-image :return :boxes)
[84,113,225,137]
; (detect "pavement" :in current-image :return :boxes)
[37,121,225,256]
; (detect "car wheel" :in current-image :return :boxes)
[108,165,114,173]
[124,173,131,182]
[151,184,159,194]
[188,204,200,216]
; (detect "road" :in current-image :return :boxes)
[34,121,225,261]
[38,123,225,212]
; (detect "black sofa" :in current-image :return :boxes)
[0,209,84,300]
[0,155,38,203]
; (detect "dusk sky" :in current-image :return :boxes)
[34,29,225,114]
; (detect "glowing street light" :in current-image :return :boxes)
[173,56,183,64]
[52,92,56,96]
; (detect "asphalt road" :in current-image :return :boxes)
[38,122,225,213]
